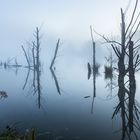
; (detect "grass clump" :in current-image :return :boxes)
[0,126,36,140]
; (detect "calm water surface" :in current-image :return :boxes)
[0,54,140,140]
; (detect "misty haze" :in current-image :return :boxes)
[0,0,140,140]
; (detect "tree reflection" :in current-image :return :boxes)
[22,27,42,109]
[94,0,140,139]
[50,68,61,95]
[104,50,117,98]
[86,26,100,114]
[50,39,61,95]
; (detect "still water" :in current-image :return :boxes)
[0,53,140,140]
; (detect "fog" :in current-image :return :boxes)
[0,0,140,140]
[0,0,131,62]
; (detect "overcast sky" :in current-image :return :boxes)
[0,0,139,62]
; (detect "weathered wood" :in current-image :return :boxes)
[21,45,30,67]
[128,40,136,133]
[50,39,60,69]
[90,26,96,97]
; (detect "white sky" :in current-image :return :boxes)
[0,0,139,61]
[0,0,131,38]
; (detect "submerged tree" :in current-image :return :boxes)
[22,27,42,109]
[86,26,101,114]
[113,1,140,139]
[50,39,60,69]
[50,39,61,95]
[88,26,100,98]
[21,27,41,70]
[93,0,140,139]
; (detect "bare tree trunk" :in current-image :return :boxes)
[36,27,40,71]
[32,42,36,88]
[128,40,136,133]
[90,26,96,97]
[50,39,60,69]
[117,9,126,139]
[21,45,30,67]
[35,27,41,109]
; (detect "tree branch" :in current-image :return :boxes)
[125,0,138,35]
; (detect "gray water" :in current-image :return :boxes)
[0,49,140,140]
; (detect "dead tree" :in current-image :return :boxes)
[93,0,140,139]
[35,27,41,71]
[128,40,136,133]
[32,27,42,108]
[50,39,60,69]
[32,42,36,88]
[21,27,42,109]
[50,39,61,95]
[90,26,96,74]
[90,26,97,97]
[21,45,31,68]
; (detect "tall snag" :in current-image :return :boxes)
[94,0,140,139]
[33,27,42,108]
[128,40,136,133]
[22,27,42,109]
[50,39,60,69]
[89,26,99,98]
[50,39,61,95]
[21,45,31,68]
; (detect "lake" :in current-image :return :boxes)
[0,47,140,140]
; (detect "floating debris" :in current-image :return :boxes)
[84,96,90,98]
